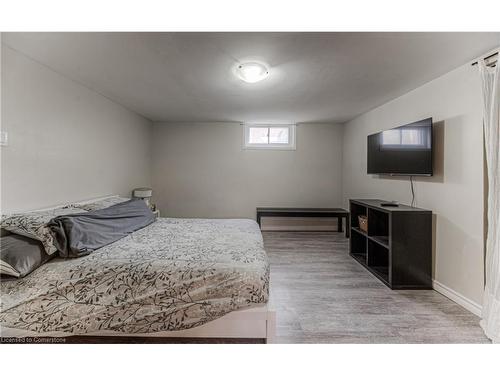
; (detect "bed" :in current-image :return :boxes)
[0,210,274,343]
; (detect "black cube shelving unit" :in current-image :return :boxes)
[349,199,432,289]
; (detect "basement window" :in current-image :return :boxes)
[243,124,296,150]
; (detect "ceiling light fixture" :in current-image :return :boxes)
[235,61,269,83]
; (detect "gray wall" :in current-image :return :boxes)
[1,45,153,212]
[342,62,485,306]
[152,122,343,219]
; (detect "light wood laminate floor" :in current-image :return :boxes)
[264,231,489,343]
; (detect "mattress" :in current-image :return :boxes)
[0,218,269,336]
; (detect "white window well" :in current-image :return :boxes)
[243,124,296,150]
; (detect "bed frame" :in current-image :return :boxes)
[1,196,276,344]
[2,305,276,343]
[91,305,277,343]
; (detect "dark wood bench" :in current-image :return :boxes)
[256,207,350,237]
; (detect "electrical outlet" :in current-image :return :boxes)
[0,131,8,146]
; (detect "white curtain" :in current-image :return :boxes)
[479,58,500,343]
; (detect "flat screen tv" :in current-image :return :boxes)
[367,117,433,176]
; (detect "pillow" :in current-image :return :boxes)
[1,207,87,255]
[1,234,55,278]
[72,196,130,211]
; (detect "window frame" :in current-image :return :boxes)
[243,124,297,150]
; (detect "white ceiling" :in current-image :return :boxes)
[3,32,499,123]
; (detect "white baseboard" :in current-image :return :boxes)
[432,280,482,317]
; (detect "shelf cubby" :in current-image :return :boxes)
[350,202,367,232]
[367,208,389,238]
[349,229,367,265]
[368,239,390,283]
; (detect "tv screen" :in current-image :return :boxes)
[367,118,433,175]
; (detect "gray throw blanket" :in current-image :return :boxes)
[48,199,155,258]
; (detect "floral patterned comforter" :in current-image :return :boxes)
[0,218,269,336]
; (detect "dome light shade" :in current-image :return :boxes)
[235,62,269,83]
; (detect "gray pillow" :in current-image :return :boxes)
[1,234,54,278]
